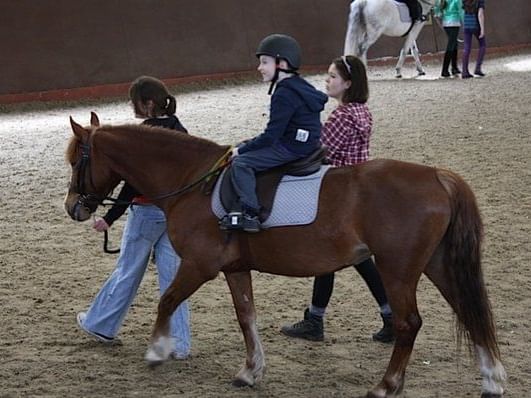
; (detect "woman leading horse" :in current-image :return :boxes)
[64,114,505,397]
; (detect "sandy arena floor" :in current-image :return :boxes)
[1,51,530,397]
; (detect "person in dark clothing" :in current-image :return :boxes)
[76,76,192,359]
[220,34,328,232]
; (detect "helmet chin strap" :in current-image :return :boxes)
[267,57,298,95]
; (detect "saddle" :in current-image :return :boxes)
[395,0,426,29]
[219,146,327,222]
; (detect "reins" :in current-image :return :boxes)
[95,146,233,254]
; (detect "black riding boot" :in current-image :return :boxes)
[441,51,452,77]
[451,49,461,75]
[372,313,395,343]
[280,308,324,341]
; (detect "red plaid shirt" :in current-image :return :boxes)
[321,102,373,166]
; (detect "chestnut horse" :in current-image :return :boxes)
[64,113,506,397]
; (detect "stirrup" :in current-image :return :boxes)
[219,211,244,230]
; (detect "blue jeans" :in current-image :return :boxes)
[82,205,191,356]
[231,144,304,212]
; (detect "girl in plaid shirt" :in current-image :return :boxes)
[281,56,394,343]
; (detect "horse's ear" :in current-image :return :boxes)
[90,112,100,127]
[70,116,89,140]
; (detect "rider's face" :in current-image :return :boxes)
[257,55,277,82]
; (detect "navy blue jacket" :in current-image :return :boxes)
[238,75,327,156]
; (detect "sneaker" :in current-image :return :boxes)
[441,70,450,78]
[76,312,121,345]
[372,314,395,343]
[461,73,473,79]
[242,214,261,233]
[474,70,485,77]
[451,67,461,75]
[280,308,324,341]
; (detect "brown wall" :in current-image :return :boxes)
[1,0,530,98]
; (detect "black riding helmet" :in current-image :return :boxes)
[256,34,301,94]
[256,34,301,70]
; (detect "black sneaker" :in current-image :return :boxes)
[280,308,324,341]
[242,214,261,233]
[372,313,395,343]
[451,67,461,75]
[474,70,485,77]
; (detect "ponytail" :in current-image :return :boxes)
[166,95,177,116]
[129,76,177,117]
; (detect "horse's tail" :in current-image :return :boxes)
[436,169,501,364]
[344,0,368,60]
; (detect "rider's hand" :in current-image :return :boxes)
[93,217,110,232]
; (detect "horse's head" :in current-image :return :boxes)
[64,112,120,221]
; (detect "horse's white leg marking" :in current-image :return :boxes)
[235,322,265,385]
[410,38,425,74]
[145,335,175,365]
[476,345,506,396]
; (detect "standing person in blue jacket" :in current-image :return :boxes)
[220,34,328,233]
[76,76,191,359]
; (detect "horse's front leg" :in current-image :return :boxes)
[145,259,212,366]
[410,39,425,76]
[395,47,407,78]
[225,270,265,387]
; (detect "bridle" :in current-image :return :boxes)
[72,141,233,210]
[73,141,104,214]
[71,140,232,253]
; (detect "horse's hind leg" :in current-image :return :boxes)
[424,246,506,397]
[145,259,212,366]
[224,270,265,387]
[368,259,424,397]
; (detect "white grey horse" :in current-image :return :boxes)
[344,0,435,78]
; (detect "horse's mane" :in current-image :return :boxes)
[66,123,225,164]
[104,124,221,149]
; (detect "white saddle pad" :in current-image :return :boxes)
[211,165,332,228]
[395,1,412,23]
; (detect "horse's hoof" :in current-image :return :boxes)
[146,359,164,369]
[232,378,253,388]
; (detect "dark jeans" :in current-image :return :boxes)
[462,28,486,74]
[230,144,304,213]
[311,258,388,309]
[444,26,459,52]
